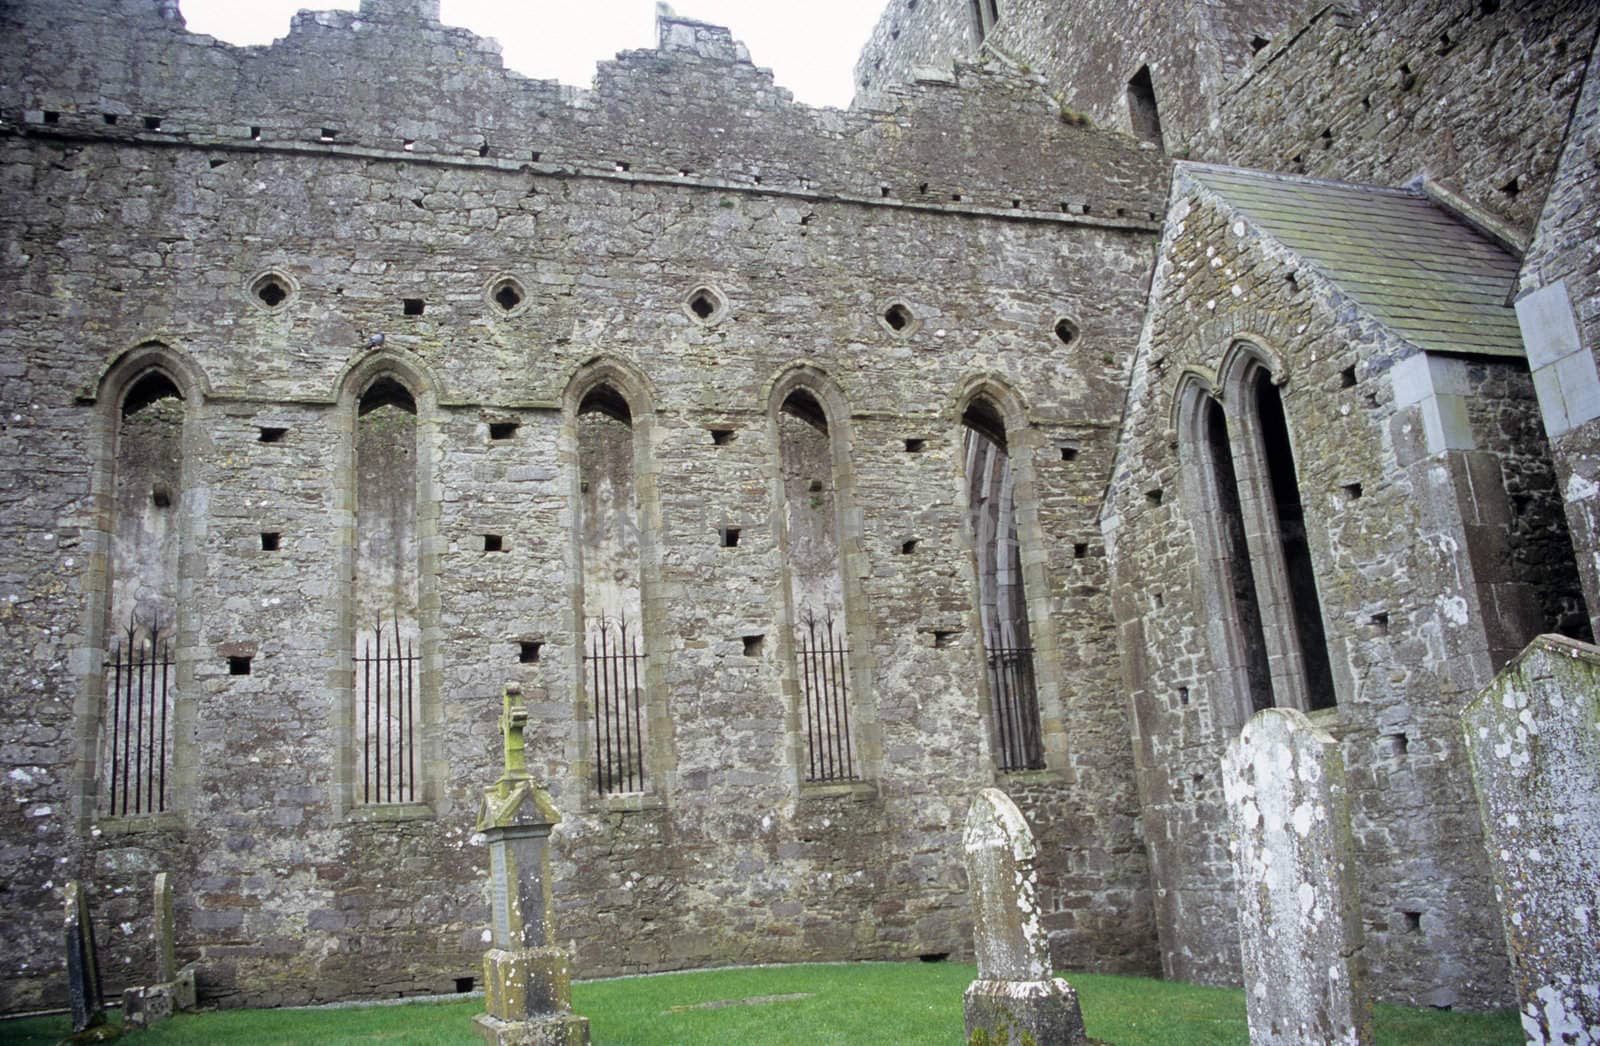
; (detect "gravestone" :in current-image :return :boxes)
[1221,708,1370,1046]
[63,880,106,1034]
[1462,635,1600,1044]
[121,870,196,1029]
[473,684,589,1046]
[961,787,1087,1046]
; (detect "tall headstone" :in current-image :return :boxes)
[1462,635,1600,1045]
[63,880,106,1034]
[473,684,589,1046]
[962,787,1087,1046]
[1222,708,1370,1046]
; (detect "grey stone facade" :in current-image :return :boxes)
[0,0,1594,1020]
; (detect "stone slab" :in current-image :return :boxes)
[1462,635,1600,1045]
[472,1011,590,1046]
[963,977,1087,1046]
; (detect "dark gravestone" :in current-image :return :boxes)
[64,880,106,1034]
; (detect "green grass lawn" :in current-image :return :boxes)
[0,962,1521,1045]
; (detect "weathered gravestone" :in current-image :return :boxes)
[1222,708,1370,1046]
[1462,635,1600,1045]
[962,787,1088,1046]
[121,871,196,1029]
[474,684,590,1046]
[63,880,106,1034]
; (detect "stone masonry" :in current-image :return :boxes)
[0,0,1595,1019]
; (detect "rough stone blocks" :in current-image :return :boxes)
[472,1012,590,1046]
[482,947,572,1023]
[963,977,1087,1046]
[1463,635,1600,1045]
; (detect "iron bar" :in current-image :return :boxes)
[585,617,648,795]
[798,611,856,783]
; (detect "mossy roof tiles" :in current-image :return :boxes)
[1188,165,1526,359]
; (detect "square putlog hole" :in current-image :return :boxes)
[710,428,736,446]
[403,298,425,316]
[904,438,926,453]
[933,630,958,649]
[742,634,764,657]
[719,526,741,548]
[519,640,542,664]
[901,539,918,555]
[483,534,505,552]
[260,532,281,551]
[228,656,253,676]
[258,426,288,443]
[488,421,519,441]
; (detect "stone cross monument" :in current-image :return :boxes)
[473,683,589,1046]
[962,787,1088,1046]
[1222,708,1370,1046]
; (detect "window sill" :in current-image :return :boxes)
[993,768,1056,787]
[347,802,434,824]
[799,780,877,803]
[595,792,665,814]
[94,811,182,837]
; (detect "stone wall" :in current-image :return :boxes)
[0,0,1164,1011]
[1192,0,1600,236]
[855,0,1300,154]
[1518,29,1600,639]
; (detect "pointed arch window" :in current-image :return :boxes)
[1180,354,1337,727]
[776,388,857,783]
[101,370,185,817]
[576,383,648,796]
[353,376,423,805]
[963,397,1044,772]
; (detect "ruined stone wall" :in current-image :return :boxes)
[0,0,1165,1010]
[1519,30,1600,638]
[853,0,1305,152]
[1192,0,1599,236]
[1098,166,1581,1007]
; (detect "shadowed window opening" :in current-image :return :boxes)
[743,634,764,657]
[229,656,252,676]
[1074,542,1088,559]
[577,382,648,796]
[250,126,261,140]
[483,534,504,552]
[1200,395,1274,718]
[103,113,118,125]
[519,640,542,663]
[252,273,289,308]
[489,421,519,441]
[103,371,185,818]
[1251,35,1269,54]
[492,280,523,311]
[1254,373,1337,712]
[688,288,718,321]
[260,532,280,551]
[1371,612,1390,635]
[711,427,736,445]
[778,388,857,783]
[963,397,1043,772]
[719,525,741,548]
[1127,66,1163,148]
[901,539,918,555]
[455,978,475,994]
[144,116,162,130]
[884,303,913,331]
[1340,365,1357,387]
[354,377,420,805]
[905,438,926,453]
[1054,318,1079,346]
[258,426,287,443]
[402,298,424,316]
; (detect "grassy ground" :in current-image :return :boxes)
[0,961,1521,1045]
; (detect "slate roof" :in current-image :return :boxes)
[1187,165,1525,358]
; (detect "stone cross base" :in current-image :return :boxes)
[121,967,197,1029]
[963,977,1087,1046]
[473,1012,590,1046]
[482,946,574,1021]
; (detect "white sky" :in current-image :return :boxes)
[176,1,883,110]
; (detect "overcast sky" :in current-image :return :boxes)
[176,1,883,110]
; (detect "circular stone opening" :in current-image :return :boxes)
[1053,317,1080,346]
[252,273,291,309]
[884,303,913,332]
[492,279,524,312]
[686,286,724,323]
